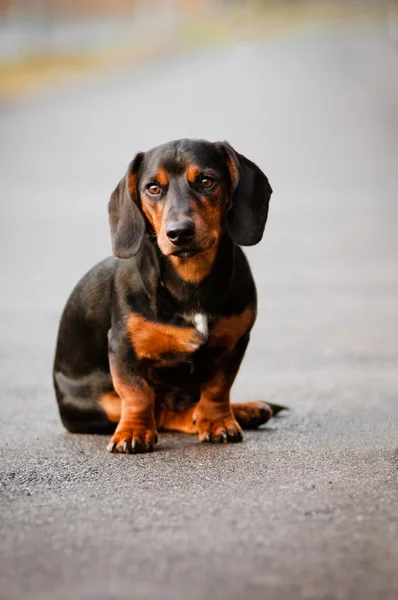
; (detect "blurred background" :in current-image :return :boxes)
[1,1,397,100]
[1,0,397,388]
[1,2,398,600]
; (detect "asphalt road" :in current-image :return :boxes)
[1,22,398,600]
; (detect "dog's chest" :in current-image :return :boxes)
[187,312,209,336]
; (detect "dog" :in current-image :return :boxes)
[53,139,284,454]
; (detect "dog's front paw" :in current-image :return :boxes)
[107,423,158,454]
[194,408,243,443]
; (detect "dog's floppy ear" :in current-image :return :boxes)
[108,153,145,258]
[218,142,273,246]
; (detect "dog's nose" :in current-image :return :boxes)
[166,220,195,246]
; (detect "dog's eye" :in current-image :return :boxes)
[147,183,161,196]
[200,177,215,189]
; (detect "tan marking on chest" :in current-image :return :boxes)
[209,307,254,351]
[127,313,203,361]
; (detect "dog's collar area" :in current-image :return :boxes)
[155,233,235,320]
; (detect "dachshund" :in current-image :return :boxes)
[53,139,284,454]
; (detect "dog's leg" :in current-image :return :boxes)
[157,405,198,434]
[98,391,121,424]
[158,402,283,434]
[106,348,157,453]
[193,335,250,443]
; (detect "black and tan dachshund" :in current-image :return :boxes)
[53,139,284,454]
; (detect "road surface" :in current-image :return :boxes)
[1,21,398,600]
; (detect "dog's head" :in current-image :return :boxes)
[108,139,272,259]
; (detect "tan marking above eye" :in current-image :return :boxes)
[156,169,169,187]
[186,165,201,182]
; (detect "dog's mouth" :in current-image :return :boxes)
[169,237,217,259]
[171,248,202,259]
[162,236,217,260]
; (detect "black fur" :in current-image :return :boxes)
[53,139,272,438]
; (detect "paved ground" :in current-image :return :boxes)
[1,20,398,600]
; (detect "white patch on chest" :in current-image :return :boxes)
[192,313,208,336]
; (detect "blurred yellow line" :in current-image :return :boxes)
[0,41,175,102]
[0,2,393,103]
